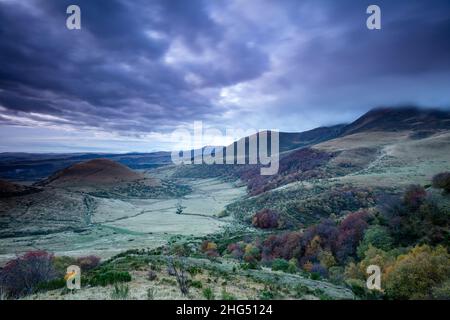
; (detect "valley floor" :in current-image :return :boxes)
[0,178,246,265]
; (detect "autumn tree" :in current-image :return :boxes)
[384,245,450,299]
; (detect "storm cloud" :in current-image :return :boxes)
[0,0,450,152]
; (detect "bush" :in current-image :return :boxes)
[310,272,321,280]
[200,241,219,257]
[345,278,367,297]
[35,278,66,292]
[328,266,345,285]
[221,288,237,300]
[147,287,156,300]
[271,259,290,272]
[310,263,328,278]
[432,172,450,193]
[89,271,132,287]
[52,256,77,276]
[259,289,275,300]
[147,270,157,281]
[294,284,314,298]
[76,255,101,272]
[189,280,203,289]
[202,287,215,300]
[0,251,57,298]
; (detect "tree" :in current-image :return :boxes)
[335,211,370,262]
[243,244,260,264]
[403,185,427,210]
[200,241,219,257]
[168,258,189,296]
[318,250,336,269]
[252,209,281,229]
[357,225,393,258]
[385,245,450,299]
[176,203,183,215]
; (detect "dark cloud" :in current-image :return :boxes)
[0,0,449,152]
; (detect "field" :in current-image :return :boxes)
[0,178,246,264]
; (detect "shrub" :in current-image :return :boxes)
[89,271,132,287]
[200,241,219,257]
[189,280,203,289]
[221,288,237,300]
[310,272,321,280]
[271,259,290,272]
[328,266,345,285]
[318,250,336,269]
[432,172,450,193]
[187,266,203,276]
[110,283,129,300]
[202,287,215,300]
[147,287,156,300]
[52,256,77,276]
[345,278,367,297]
[0,251,57,298]
[76,255,101,272]
[147,270,157,281]
[294,284,313,298]
[243,244,260,264]
[311,263,328,278]
[287,258,298,273]
[259,289,275,300]
[35,278,66,292]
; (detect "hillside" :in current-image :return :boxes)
[340,107,450,135]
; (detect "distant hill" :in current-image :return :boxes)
[0,180,40,198]
[0,152,172,182]
[37,159,145,188]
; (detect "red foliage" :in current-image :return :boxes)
[252,209,281,229]
[335,211,370,262]
[403,185,427,209]
[227,242,245,260]
[236,148,333,196]
[200,240,219,257]
[0,251,56,297]
[261,232,302,262]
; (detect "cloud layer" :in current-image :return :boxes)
[1,0,450,152]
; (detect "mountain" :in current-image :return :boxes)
[37,159,145,188]
[340,107,450,135]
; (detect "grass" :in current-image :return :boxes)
[110,283,129,300]
[202,287,215,300]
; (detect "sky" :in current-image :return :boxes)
[1,0,450,153]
